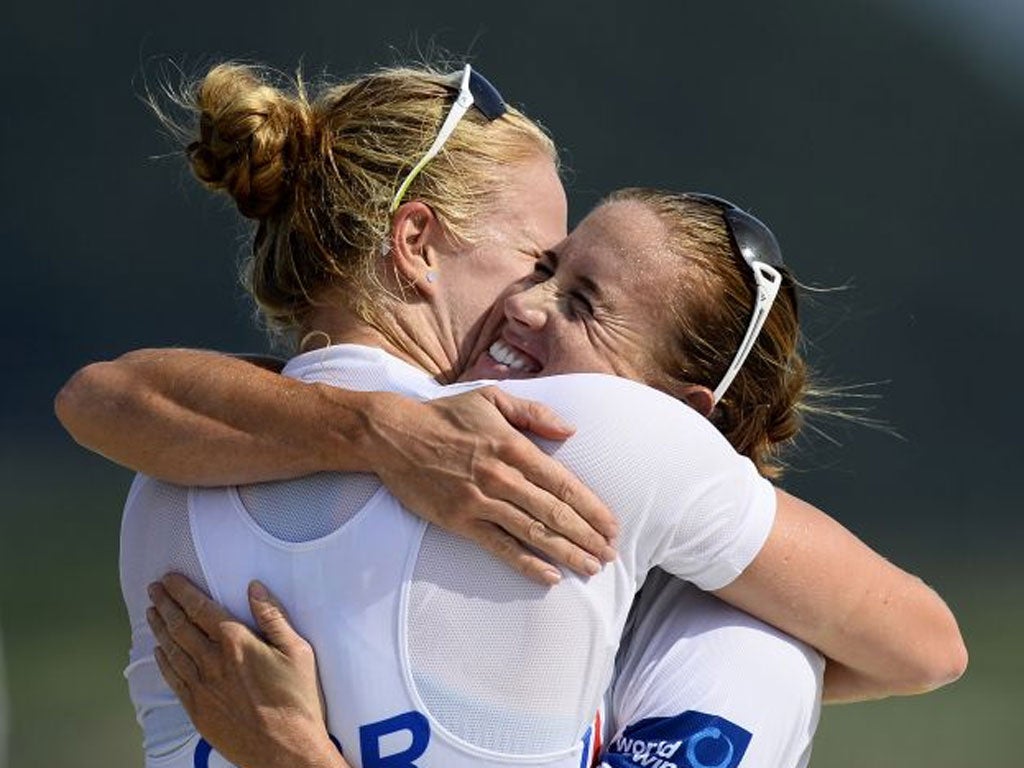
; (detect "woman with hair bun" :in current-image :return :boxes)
[58,60,965,768]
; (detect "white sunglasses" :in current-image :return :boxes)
[683,194,789,404]
[389,64,507,213]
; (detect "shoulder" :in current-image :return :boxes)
[487,375,768,531]
[498,373,713,435]
[499,371,684,405]
[495,373,738,468]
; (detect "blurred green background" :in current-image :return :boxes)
[2,0,1022,765]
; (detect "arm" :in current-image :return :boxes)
[55,348,402,485]
[714,489,968,703]
[148,576,347,768]
[55,348,618,584]
[493,375,964,704]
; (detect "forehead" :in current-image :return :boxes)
[566,200,676,291]
[485,154,568,247]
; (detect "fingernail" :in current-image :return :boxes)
[602,545,618,562]
[543,568,563,586]
[583,557,601,576]
[249,580,269,601]
[147,583,158,600]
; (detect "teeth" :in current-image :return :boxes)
[489,340,536,371]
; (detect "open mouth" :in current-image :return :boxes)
[488,339,541,374]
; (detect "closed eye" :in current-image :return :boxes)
[532,261,555,281]
[570,291,594,316]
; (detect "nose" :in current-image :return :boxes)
[504,282,548,331]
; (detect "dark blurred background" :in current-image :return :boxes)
[1,1,1021,766]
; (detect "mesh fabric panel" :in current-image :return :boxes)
[119,476,209,757]
[120,477,208,621]
[409,527,609,754]
[238,472,382,543]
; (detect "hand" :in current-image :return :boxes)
[366,386,619,585]
[147,574,349,768]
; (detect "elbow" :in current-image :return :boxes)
[928,625,969,691]
[55,353,144,448]
[905,605,969,694]
[55,361,111,441]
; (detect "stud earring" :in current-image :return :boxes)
[425,270,439,284]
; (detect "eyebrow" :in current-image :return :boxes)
[544,249,604,304]
[577,274,604,304]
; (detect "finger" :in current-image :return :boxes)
[154,646,193,707]
[160,573,235,636]
[513,447,620,547]
[482,392,619,544]
[498,475,617,564]
[149,583,219,660]
[469,520,563,586]
[490,503,606,578]
[475,444,618,561]
[148,606,201,685]
[487,389,575,440]
[248,581,303,652]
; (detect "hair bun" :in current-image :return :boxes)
[187,63,311,219]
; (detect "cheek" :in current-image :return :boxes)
[494,257,535,287]
[446,261,525,333]
[544,325,614,375]
[465,260,532,315]
[577,321,658,380]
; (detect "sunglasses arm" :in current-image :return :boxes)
[711,262,783,404]
[389,66,475,213]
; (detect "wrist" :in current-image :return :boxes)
[303,732,350,768]
[314,386,406,474]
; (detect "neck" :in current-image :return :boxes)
[305,300,460,382]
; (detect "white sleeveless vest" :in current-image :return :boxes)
[123,345,773,767]
[188,484,601,768]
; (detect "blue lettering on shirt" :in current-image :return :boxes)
[360,710,430,768]
[194,730,344,767]
[600,711,752,768]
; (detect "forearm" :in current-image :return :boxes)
[55,348,394,485]
[814,562,966,702]
[821,659,903,704]
[715,489,968,702]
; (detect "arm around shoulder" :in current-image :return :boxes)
[54,347,385,485]
[714,489,967,703]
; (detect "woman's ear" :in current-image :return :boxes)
[388,202,443,297]
[679,384,716,418]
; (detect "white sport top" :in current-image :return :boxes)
[120,344,776,768]
[603,569,823,768]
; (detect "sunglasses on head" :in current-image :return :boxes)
[683,193,790,404]
[389,64,507,213]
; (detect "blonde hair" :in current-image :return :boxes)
[605,188,807,478]
[163,61,557,340]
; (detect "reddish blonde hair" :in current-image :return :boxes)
[606,188,807,478]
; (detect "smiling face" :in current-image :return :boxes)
[442,154,569,375]
[463,200,683,386]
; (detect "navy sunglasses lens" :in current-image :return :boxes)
[468,69,507,120]
[722,208,784,268]
[686,193,783,268]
